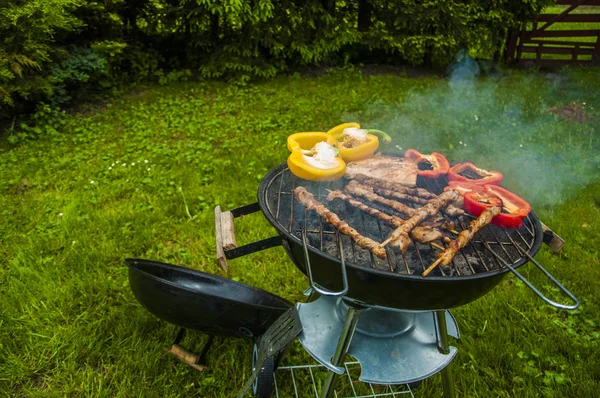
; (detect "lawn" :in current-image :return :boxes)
[1,66,599,397]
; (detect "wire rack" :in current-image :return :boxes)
[273,361,415,398]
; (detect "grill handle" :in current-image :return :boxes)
[483,242,579,310]
[215,203,282,271]
[301,228,349,297]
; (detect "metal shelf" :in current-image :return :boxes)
[273,361,415,398]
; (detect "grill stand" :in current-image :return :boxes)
[321,304,362,397]
[434,311,456,398]
[297,295,459,397]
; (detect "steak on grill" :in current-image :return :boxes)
[345,154,418,187]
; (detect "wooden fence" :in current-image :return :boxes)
[506,0,600,67]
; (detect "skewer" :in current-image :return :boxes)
[422,258,444,277]
[345,181,417,217]
[293,187,387,259]
[379,190,459,251]
[423,206,501,277]
[431,243,445,251]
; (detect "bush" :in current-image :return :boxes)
[0,0,555,124]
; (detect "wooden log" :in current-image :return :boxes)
[164,344,208,372]
[220,211,237,251]
[214,206,229,271]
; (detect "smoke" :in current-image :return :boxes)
[345,53,599,208]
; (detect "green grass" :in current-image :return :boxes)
[1,66,599,397]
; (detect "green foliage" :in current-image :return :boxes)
[0,0,83,110]
[1,0,557,123]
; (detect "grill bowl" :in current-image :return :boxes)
[258,161,544,310]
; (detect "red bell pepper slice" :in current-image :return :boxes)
[404,149,450,178]
[463,191,503,218]
[448,162,503,185]
[484,185,532,216]
[463,185,532,228]
[444,181,485,197]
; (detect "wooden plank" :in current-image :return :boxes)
[541,222,565,253]
[164,345,208,372]
[519,58,594,67]
[214,205,229,271]
[529,29,600,38]
[557,0,600,5]
[520,46,594,55]
[220,211,237,250]
[506,30,520,60]
[532,0,585,35]
[528,39,596,47]
[537,14,600,23]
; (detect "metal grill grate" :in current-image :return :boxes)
[264,167,539,278]
[273,362,415,398]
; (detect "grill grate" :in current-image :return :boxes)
[264,167,538,278]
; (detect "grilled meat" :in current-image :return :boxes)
[326,190,450,244]
[411,226,448,244]
[422,206,501,277]
[345,180,417,217]
[351,174,435,198]
[381,190,459,253]
[370,186,428,205]
[345,154,418,187]
[443,204,465,217]
[293,187,387,259]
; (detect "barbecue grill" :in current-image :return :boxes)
[127,154,580,398]
[213,157,579,398]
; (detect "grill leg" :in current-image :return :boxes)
[435,311,456,398]
[320,305,362,398]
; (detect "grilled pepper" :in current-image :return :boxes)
[287,132,337,153]
[327,123,392,162]
[287,132,346,181]
[448,162,504,185]
[404,149,450,178]
[463,185,531,228]
[445,181,485,196]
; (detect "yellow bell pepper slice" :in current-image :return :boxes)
[327,123,378,162]
[287,132,336,153]
[327,122,361,139]
[286,132,346,181]
[336,134,379,162]
[287,151,346,181]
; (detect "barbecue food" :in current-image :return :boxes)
[411,226,448,244]
[370,185,428,205]
[345,180,417,217]
[422,206,501,277]
[442,204,465,217]
[345,154,418,187]
[287,133,346,181]
[404,149,450,178]
[326,190,451,244]
[293,186,387,259]
[380,190,459,253]
[448,162,503,185]
[351,174,436,199]
[340,127,369,149]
